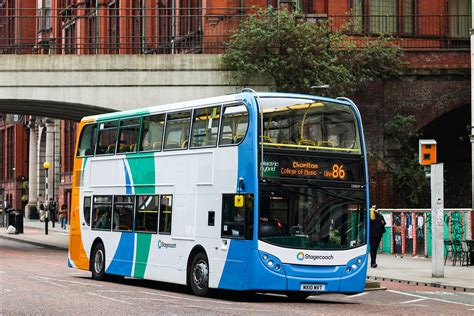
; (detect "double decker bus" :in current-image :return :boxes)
[69,91,369,299]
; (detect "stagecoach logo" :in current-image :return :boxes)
[296,252,334,261]
[157,240,177,249]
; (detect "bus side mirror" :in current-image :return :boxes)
[234,195,244,208]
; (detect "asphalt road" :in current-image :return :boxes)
[1,239,473,315]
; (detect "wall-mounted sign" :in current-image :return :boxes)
[261,154,362,183]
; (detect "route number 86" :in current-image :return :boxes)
[332,164,345,179]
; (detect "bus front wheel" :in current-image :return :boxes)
[190,252,209,296]
[91,243,106,281]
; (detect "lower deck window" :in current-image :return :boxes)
[113,196,134,232]
[92,196,112,230]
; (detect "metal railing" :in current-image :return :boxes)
[0,7,470,54]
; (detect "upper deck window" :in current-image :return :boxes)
[191,106,221,148]
[76,123,97,157]
[164,111,191,150]
[219,104,249,146]
[140,114,165,152]
[117,118,140,154]
[260,98,361,154]
[95,121,119,155]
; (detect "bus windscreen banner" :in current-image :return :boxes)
[262,154,362,182]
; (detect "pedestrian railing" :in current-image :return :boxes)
[0,7,470,54]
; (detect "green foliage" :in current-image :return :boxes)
[393,156,430,207]
[222,7,403,96]
[384,114,418,150]
[384,114,429,207]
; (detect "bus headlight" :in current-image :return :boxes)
[258,251,284,274]
[357,258,362,265]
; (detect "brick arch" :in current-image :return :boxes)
[383,78,470,132]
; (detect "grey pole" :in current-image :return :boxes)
[431,163,444,278]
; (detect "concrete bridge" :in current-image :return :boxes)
[0,53,470,217]
[0,55,263,121]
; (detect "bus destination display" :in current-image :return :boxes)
[262,154,361,182]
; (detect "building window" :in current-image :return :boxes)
[64,22,77,54]
[63,121,76,172]
[351,0,415,35]
[6,126,13,180]
[0,129,4,181]
[108,0,120,54]
[87,0,98,54]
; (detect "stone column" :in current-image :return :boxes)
[45,119,55,203]
[25,119,37,219]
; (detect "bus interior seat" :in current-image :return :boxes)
[261,135,273,143]
[85,148,94,155]
[220,136,233,145]
[129,144,137,152]
[319,141,335,147]
[181,139,188,148]
[119,144,129,152]
[165,142,181,149]
[298,139,317,147]
[152,142,161,150]
[106,144,116,154]
[234,134,245,143]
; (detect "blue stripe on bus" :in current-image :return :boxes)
[122,160,133,195]
[106,232,135,277]
[218,93,262,291]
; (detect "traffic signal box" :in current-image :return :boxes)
[419,139,437,165]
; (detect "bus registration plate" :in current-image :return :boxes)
[300,284,325,291]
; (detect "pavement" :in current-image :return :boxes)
[1,219,473,292]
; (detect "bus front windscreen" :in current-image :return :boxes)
[258,185,366,250]
[260,98,361,154]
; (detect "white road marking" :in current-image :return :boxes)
[33,275,102,287]
[345,292,368,299]
[388,290,474,308]
[0,271,6,274]
[140,291,235,305]
[29,276,67,288]
[96,290,133,293]
[88,292,134,305]
[400,298,426,304]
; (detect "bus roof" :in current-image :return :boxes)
[83,92,353,122]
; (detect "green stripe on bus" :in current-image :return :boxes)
[134,233,152,278]
[96,109,150,122]
[126,153,155,194]
[81,157,88,187]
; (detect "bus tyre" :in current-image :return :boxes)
[190,252,209,296]
[286,292,311,301]
[91,243,106,281]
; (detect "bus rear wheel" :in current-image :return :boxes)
[91,243,106,281]
[190,252,209,296]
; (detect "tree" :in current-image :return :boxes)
[222,7,403,96]
[384,115,430,207]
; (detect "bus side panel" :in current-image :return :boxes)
[69,120,94,270]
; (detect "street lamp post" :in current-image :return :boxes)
[43,161,50,235]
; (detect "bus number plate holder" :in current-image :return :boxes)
[300,284,325,291]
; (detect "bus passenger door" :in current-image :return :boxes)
[218,194,254,290]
